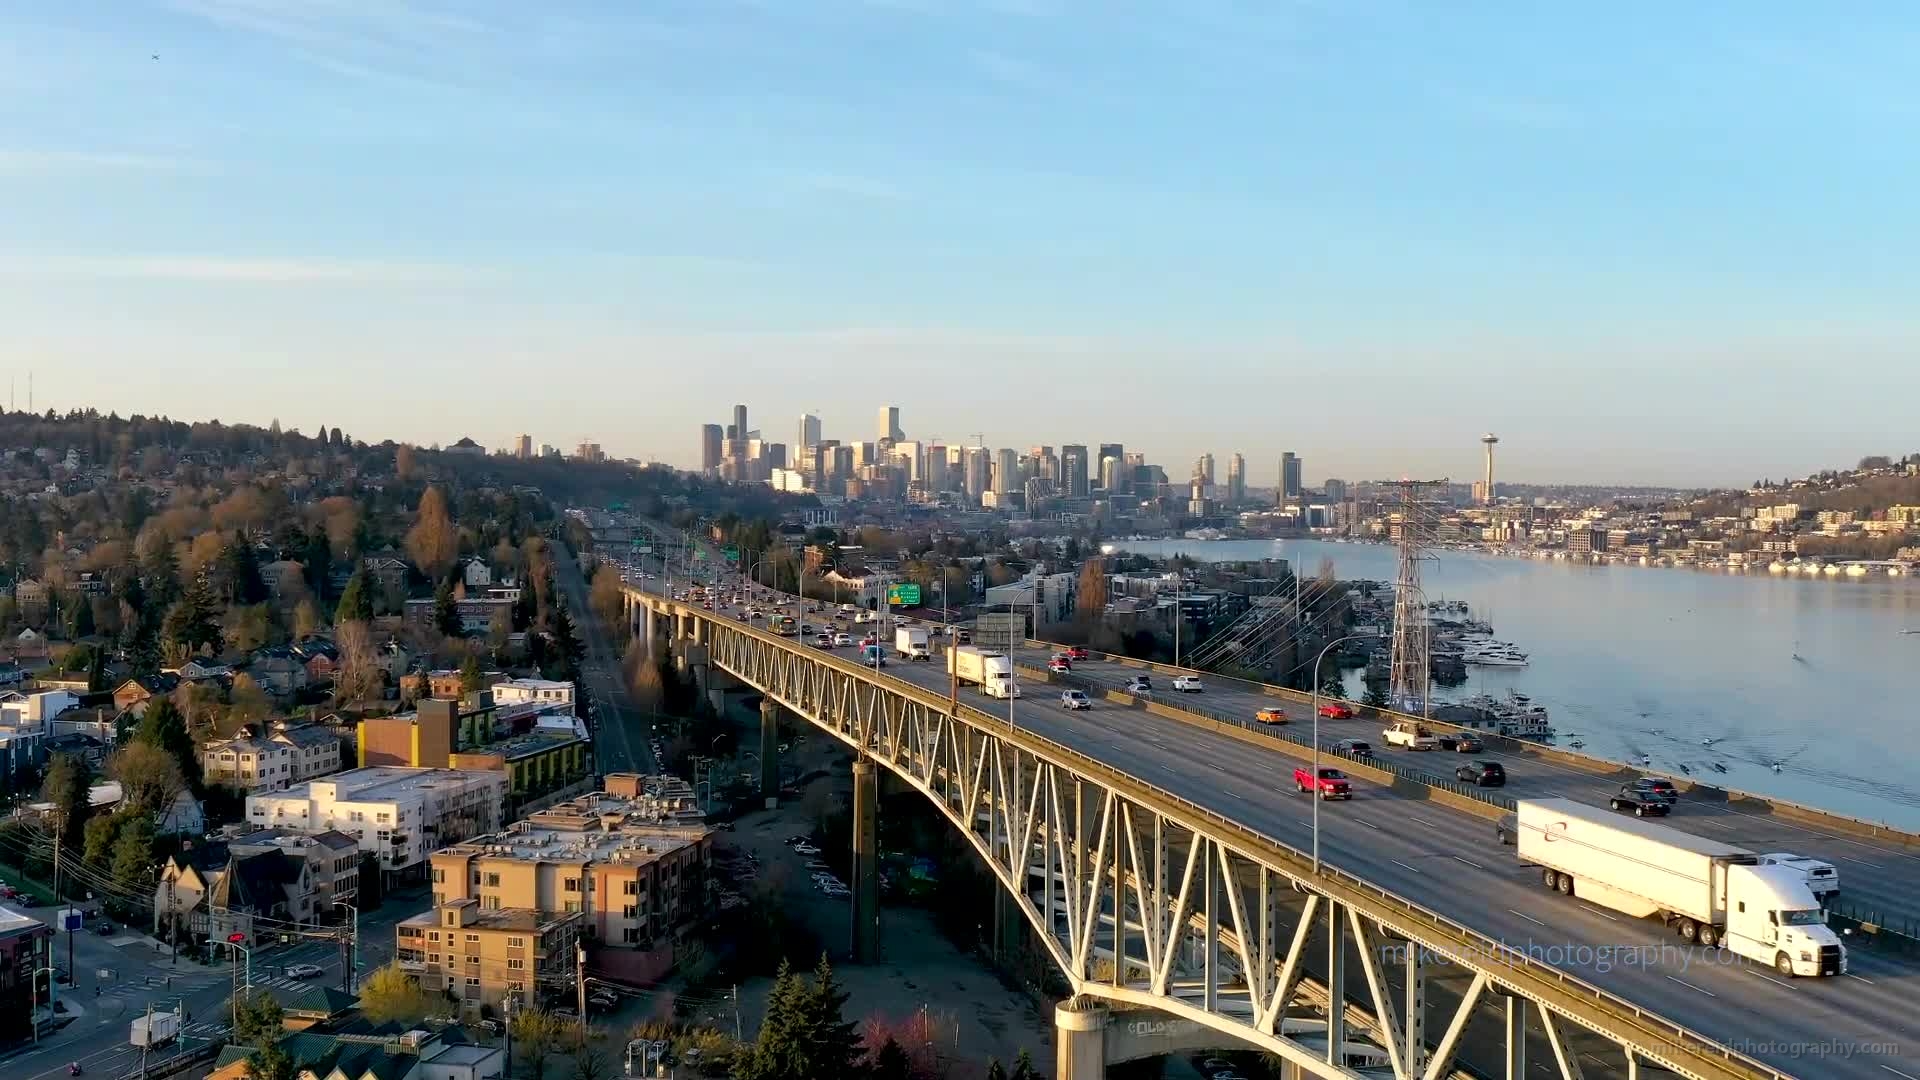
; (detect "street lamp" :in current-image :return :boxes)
[1310,634,1368,875]
[31,964,56,1043]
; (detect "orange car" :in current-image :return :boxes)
[1254,708,1289,724]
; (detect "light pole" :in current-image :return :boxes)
[31,964,55,1043]
[1310,633,1367,875]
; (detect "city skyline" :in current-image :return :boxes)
[6,4,1918,485]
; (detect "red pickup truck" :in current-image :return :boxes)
[1293,765,1352,800]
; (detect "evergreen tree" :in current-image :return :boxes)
[434,580,461,637]
[871,1038,912,1080]
[232,989,285,1047]
[984,1060,1007,1080]
[459,653,483,695]
[736,962,807,1080]
[336,567,374,622]
[66,593,95,639]
[798,954,863,1078]
[551,601,584,667]
[135,697,202,791]
[41,751,94,850]
[244,1045,294,1080]
[110,815,157,893]
[302,530,332,605]
[162,578,224,656]
[219,532,268,606]
[1008,1049,1040,1080]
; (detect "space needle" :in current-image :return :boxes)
[1480,433,1499,505]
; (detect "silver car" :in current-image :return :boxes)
[1061,690,1091,711]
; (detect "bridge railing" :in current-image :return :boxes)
[641,591,1792,1080]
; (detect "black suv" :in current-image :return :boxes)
[1610,785,1672,817]
[1455,760,1506,787]
[1630,777,1679,802]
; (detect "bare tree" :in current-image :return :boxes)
[406,486,460,581]
[1076,558,1108,622]
[333,621,382,705]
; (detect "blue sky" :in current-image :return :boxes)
[4,1,1918,486]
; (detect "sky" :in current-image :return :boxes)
[4,1,1919,488]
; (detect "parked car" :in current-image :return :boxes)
[1316,702,1353,719]
[1060,690,1091,711]
[1171,675,1204,693]
[1455,760,1506,787]
[1254,708,1288,724]
[285,963,324,979]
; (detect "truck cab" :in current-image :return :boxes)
[1723,864,1847,976]
[1382,721,1439,750]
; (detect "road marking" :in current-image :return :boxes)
[1227,791,1244,800]
[1508,908,1547,927]
[1838,855,1885,869]
[1207,762,1225,772]
[1701,820,1735,830]
[1410,815,1436,827]
[1749,970,1795,990]
[1665,975,1716,997]
[1452,856,1484,870]
[1354,818,1379,830]
[1879,1066,1920,1080]
[1846,972,1876,985]
[1390,859,1423,874]
[1578,905,1619,922]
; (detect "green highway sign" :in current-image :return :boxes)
[887,583,922,606]
[724,546,740,563]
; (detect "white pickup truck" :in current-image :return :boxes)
[1381,721,1440,750]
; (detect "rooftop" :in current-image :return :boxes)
[400,906,579,934]
[442,789,710,866]
[265,766,503,803]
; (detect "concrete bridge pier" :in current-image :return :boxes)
[1054,998,1108,1080]
[641,604,656,656]
[851,756,881,963]
[758,698,780,809]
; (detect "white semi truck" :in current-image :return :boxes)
[130,1009,181,1048]
[1516,798,1846,977]
[947,646,1021,699]
[894,626,931,661]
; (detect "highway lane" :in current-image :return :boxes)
[555,548,653,774]
[1009,643,1920,928]
[639,582,1917,1080]
[875,660,1919,1080]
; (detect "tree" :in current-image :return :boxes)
[301,529,332,603]
[800,954,862,1076]
[142,542,184,612]
[1009,1049,1040,1080]
[107,741,186,814]
[230,673,274,726]
[739,956,863,1080]
[333,621,382,704]
[395,444,417,480]
[244,1044,294,1080]
[218,533,268,607]
[1076,557,1108,622]
[42,751,94,849]
[406,486,460,582]
[232,989,285,1047]
[433,580,461,638]
[84,811,124,869]
[589,564,625,637]
[571,1040,610,1080]
[110,814,157,893]
[357,963,434,1025]
[511,1008,568,1080]
[162,578,223,657]
[985,1060,1008,1080]
[550,601,583,668]
[135,696,201,790]
[1361,681,1390,710]
[336,566,373,623]
[65,593,95,639]
[870,1037,912,1080]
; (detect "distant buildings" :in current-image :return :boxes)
[245,766,509,880]
[1280,452,1302,503]
[699,423,723,474]
[878,404,903,443]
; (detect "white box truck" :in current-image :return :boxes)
[130,1010,181,1048]
[894,626,931,661]
[948,646,1021,699]
[1516,799,1845,977]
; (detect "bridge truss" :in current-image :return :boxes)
[632,591,1787,1080]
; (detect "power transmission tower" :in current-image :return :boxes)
[1387,479,1449,717]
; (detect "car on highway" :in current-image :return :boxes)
[833,632,854,647]
[1631,777,1679,802]
[1316,702,1354,719]
[801,623,815,635]
[1334,739,1374,758]
[1065,646,1089,661]
[285,963,325,979]
[1060,690,1091,710]
[1293,766,1352,799]
[1455,760,1506,787]
[1049,652,1072,667]
[813,633,833,648]
[1609,786,1672,817]
[1254,707,1288,724]
[1495,814,1517,845]
[1437,732,1483,753]
[1047,658,1072,674]
[861,644,886,666]
[1124,675,1153,694]
[1171,675,1204,693]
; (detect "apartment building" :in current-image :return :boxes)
[201,722,342,792]
[358,698,499,769]
[246,767,507,880]
[448,721,592,811]
[486,679,575,715]
[422,774,711,985]
[396,900,582,1013]
[228,827,363,910]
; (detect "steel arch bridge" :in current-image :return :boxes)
[626,590,1789,1080]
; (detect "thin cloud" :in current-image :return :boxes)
[5,255,487,285]
[0,149,201,174]
[165,0,492,89]
[790,171,909,201]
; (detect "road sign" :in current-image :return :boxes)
[724,546,740,564]
[886,583,921,606]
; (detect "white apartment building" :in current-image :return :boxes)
[486,679,575,714]
[201,722,342,792]
[246,766,508,878]
[0,688,79,730]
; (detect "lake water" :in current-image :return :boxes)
[1108,538,1920,830]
